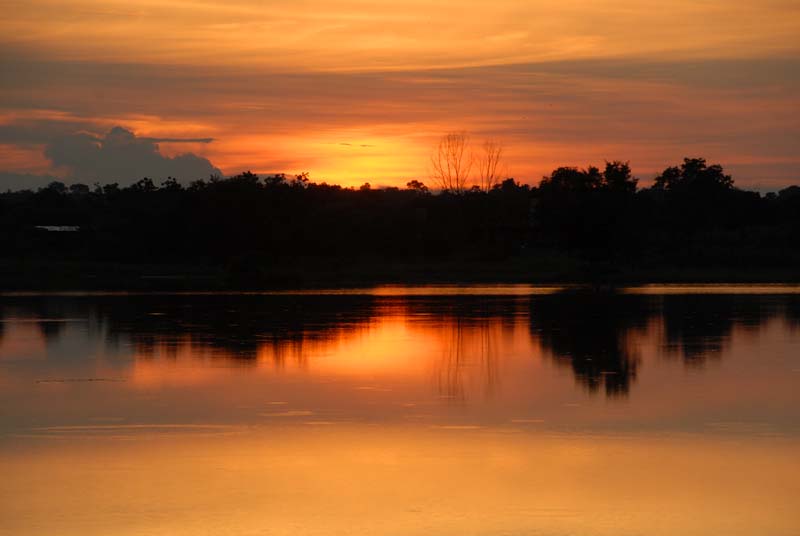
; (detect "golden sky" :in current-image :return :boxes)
[1,0,798,188]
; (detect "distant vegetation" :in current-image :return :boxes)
[1,157,799,288]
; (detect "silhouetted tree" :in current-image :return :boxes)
[130,177,156,193]
[43,181,67,195]
[602,160,637,193]
[0,155,797,288]
[653,158,733,193]
[69,183,90,196]
[431,131,473,193]
[533,164,640,260]
[406,179,429,194]
[160,177,182,191]
[476,139,504,192]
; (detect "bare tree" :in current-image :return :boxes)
[476,139,504,192]
[430,131,473,194]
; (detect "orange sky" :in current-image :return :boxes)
[1,0,799,189]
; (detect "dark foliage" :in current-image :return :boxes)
[1,157,798,284]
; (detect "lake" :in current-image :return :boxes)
[1,286,799,535]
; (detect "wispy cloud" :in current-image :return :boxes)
[0,0,798,188]
[2,0,798,69]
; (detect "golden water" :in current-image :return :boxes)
[1,288,798,535]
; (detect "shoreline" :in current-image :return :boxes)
[1,258,799,292]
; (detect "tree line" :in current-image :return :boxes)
[1,156,799,285]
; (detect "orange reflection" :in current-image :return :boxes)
[2,428,798,536]
[2,291,800,535]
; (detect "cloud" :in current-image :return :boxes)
[43,126,221,184]
[3,0,799,71]
[0,115,100,146]
[1,51,798,188]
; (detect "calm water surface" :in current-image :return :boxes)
[1,286,799,535]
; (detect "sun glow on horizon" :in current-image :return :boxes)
[0,0,798,188]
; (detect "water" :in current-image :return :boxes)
[1,286,798,535]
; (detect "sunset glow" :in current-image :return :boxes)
[2,2,800,529]
[1,0,798,188]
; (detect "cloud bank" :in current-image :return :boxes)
[43,126,220,183]
[0,124,221,189]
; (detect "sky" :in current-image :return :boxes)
[0,0,798,190]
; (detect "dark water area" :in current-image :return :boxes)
[1,286,799,535]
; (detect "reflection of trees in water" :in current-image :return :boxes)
[479,320,500,397]
[530,293,655,397]
[781,295,800,330]
[0,295,378,365]
[530,292,794,397]
[0,298,72,347]
[403,297,523,402]
[37,320,66,345]
[258,338,310,369]
[659,294,782,366]
[434,318,502,402]
[2,292,799,399]
[94,295,379,365]
[437,318,466,401]
[0,298,100,353]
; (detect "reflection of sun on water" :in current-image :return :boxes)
[131,340,248,388]
[3,294,800,535]
[126,314,536,402]
[289,316,436,376]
